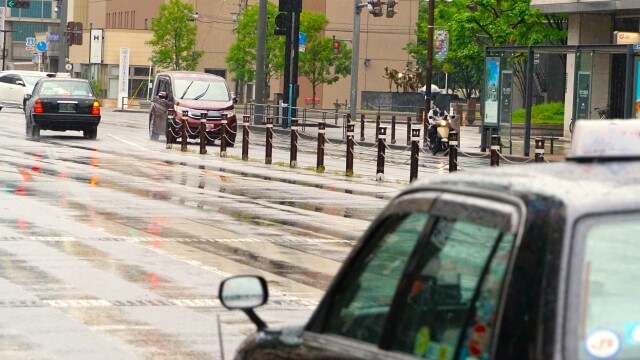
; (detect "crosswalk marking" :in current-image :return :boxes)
[0,236,351,244]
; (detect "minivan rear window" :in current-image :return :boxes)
[576,213,640,360]
[174,78,229,101]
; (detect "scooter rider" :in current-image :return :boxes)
[427,106,448,151]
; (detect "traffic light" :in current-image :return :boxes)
[368,0,383,17]
[386,0,398,18]
[274,12,288,36]
[332,37,341,56]
[8,0,30,8]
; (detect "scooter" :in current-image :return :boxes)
[427,115,453,155]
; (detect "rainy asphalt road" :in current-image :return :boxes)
[0,107,419,359]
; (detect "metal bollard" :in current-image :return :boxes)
[448,131,459,172]
[199,112,207,155]
[535,137,545,163]
[410,128,420,182]
[376,126,387,182]
[265,117,273,165]
[220,113,228,157]
[376,115,381,136]
[406,116,412,145]
[360,114,365,142]
[391,115,396,144]
[181,110,189,152]
[346,123,354,176]
[166,108,174,149]
[490,134,501,167]
[317,122,325,172]
[242,115,250,161]
[290,119,298,168]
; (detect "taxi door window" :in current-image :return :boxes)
[575,214,640,360]
[390,219,512,359]
[323,212,430,345]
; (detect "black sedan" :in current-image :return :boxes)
[220,120,640,360]
[24,78,101,140]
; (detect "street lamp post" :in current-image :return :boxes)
[425,0,435,113]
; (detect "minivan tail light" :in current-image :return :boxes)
[91,100,100,115]
[34,99,44,113]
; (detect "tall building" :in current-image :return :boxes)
[65,0,419,110]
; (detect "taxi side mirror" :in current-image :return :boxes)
[219,275,269,331]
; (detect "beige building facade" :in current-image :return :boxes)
[67,0,420,110]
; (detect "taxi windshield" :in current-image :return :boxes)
[576,213,640,359]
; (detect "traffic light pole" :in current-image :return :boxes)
[254,0,267,125]
[349,1,368,122]
[58,0,68,73]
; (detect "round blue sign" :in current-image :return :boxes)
[36,41,47,52]
[299,32,307,46]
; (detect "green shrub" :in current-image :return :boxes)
[511,102,564,125]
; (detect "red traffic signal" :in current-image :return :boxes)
[332,39,341,55]
[386,0,398,18]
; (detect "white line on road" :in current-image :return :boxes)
[107,134,151,151]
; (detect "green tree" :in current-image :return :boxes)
[298,13,351,108]
[226,3,284,94]
[146,0,204,71]
[406,0,566,99]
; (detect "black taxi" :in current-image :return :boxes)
[219,120,640,360]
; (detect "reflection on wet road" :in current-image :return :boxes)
[0,108,402,358]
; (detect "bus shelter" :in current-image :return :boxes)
[483,44,640,156]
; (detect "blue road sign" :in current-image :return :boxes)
[36,41,47,52]
[7,0,15,8]
[26,37,36,47]
[299,32,307,46]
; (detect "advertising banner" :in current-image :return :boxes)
[484,57,500,126]
[434,30,449,61]
[634,58,640,119]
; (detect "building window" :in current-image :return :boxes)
[125,11,129,29]
[144,18,148,30]
[132,11,135,29]
[106,14,110,28]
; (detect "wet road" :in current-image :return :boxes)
[0,108,413,359]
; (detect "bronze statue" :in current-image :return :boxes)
[384,66,424,93]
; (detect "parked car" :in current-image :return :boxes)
[220,120,640,359]
[148,71,237,146]
[0,70,54,110]
[24,77,101,140]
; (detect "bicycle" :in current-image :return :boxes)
[594,105,610,119]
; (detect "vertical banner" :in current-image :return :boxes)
[484,57,500,126]
[89,29,103,64]
[500,70,513,127]
[117,48,130,110]
[576,71,591,119]
[634,58,640,119]
[434,30,449,61]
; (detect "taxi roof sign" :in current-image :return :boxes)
[568,120,640,160]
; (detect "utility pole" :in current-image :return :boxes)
[278,0,301,129]
[254,0,267,125]
[58,0,69,73]
[425,0,435,112]
[1,30,17,71]
[349,1,368,122]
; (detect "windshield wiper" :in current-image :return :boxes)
[180,81,194,99]
[193,84,211,100]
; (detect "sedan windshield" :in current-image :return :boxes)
[39,81,93,96]
[174,78,229,101]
